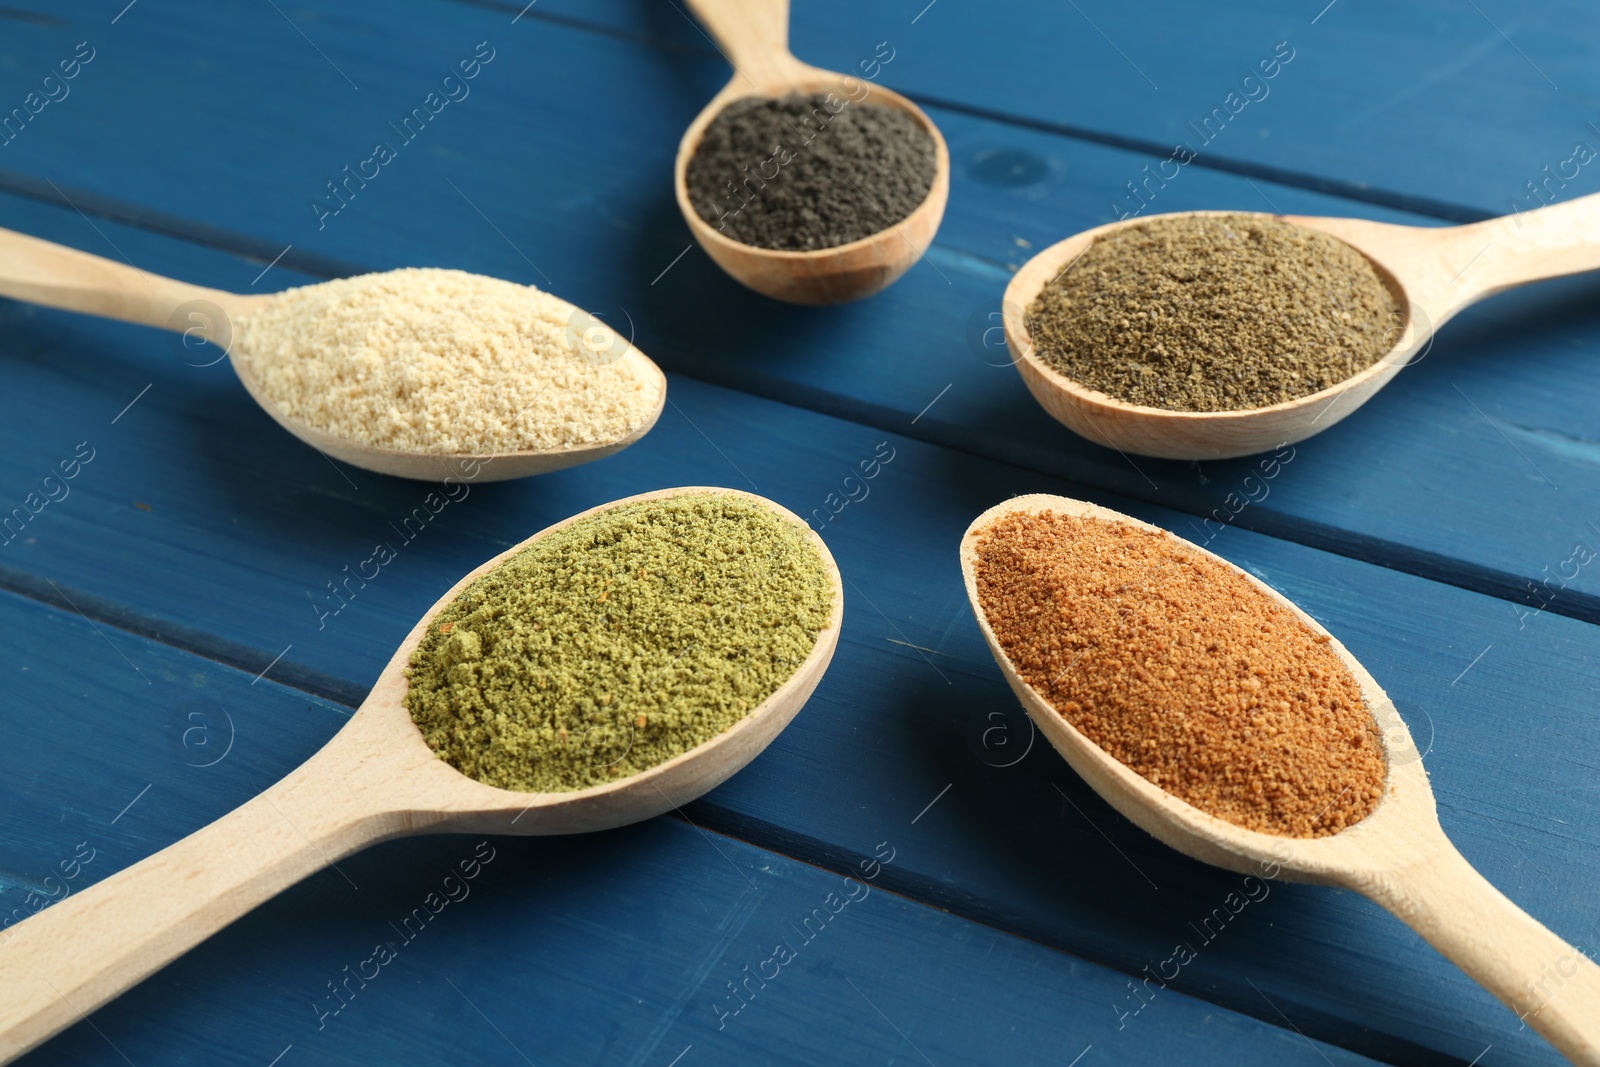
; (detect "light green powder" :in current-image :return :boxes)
[404,493,834,793]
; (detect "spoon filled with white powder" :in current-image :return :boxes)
[0,228,665,481]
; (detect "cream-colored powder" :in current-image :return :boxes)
[233,268,663,455]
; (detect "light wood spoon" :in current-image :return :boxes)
[961,493,1600,1064]
[0,226,666,480]
[1003,193,1600,459]
[0,487,842,1064]
[673,0,950,304]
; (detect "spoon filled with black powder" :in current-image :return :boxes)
[686,92,936,252]
[673,0,949,304]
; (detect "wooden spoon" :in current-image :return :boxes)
[1003,193,1600,459]
[673,0,950,304]
[960,493,1600,1063]
[0,226,666,480]
[0,487,842,1064]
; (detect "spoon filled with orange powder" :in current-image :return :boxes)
[961,494,1599,1063]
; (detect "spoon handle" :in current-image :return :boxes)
[684,0,810,90]
[1364,840,1600,1064]
[0,738,391,1064]
[1452,190,1600,305]
[0,225,251,331]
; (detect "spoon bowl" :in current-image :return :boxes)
[0,486,842,1063]
[224,301,666,482]
[674,0,949,305]
[961,493,1600,1061]
[0,226,666,480]
[1004,193,1600,459]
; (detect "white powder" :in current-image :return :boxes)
[234,268,663,455]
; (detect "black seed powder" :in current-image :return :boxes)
[686,92,937,252]
[1025,213,1404,412]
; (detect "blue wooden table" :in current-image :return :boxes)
[2,2,1597,1064]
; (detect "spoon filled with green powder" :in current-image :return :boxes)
[672,0,949,304]
[0,226,666,480]
[0,489,840,1060]
[1004,196,1600,459]
[404,488,840,791]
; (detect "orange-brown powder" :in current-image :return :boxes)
[973,510,1384,837]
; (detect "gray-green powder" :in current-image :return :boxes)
[405,493,835,793]
[1025,213,1403,412]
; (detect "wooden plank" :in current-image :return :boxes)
[1,6,1595,624]
[0,588,1379,1067]
[526,0,1600,221]
[0,7,1593,1063]
[0,198,1594,1060]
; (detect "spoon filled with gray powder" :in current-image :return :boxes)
[1023,213,1402,412]
[672,0,950,304]
[685,92,937,252]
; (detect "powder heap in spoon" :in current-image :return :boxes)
[1025,213,1403,412]
[234,268,662,455]
[973,509,1385,837]
[404,492,835,793]
[686,92,937,251]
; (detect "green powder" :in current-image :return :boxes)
[1025,213,1403,412]
[404,493,835,793]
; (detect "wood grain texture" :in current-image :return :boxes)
[0,224,270,330]
[535,0,1600,219]
[0,7,1594,622]
[0,587,1379,1067]
[0,220,1596,1060]
[0,2,1595,1064]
